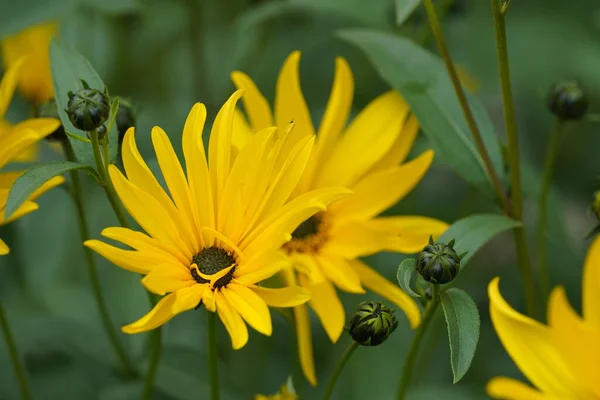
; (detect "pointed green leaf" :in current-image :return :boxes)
[6,161,99,220]
[395,0,421,26]
[338,29,505,198]
[438,214,521,268]
[396,258,420,297]
[49,38,119,168]
[105,97,120,138]
[440,288,480,383]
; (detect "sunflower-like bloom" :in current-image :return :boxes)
[231,51,449,384]
[0,60,63,254]
[1,22,56,104]
[487,236,600,399]
[84,90,350,349]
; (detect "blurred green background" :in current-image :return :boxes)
[0,0,598,398]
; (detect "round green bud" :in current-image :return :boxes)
[547,81,589,120]
[416,237,461,284]
[347,301,398,346]
[66,84,110,132]
[116,98,136,144]
[36,100,66,142]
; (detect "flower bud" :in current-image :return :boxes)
[547,80,589,120]
[348,301,398,346]
[416,237,462,284]
[116,98,136,144]
[66,81,110,131]
[36,100,66,141]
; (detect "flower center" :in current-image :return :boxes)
[284,212,330,254]
[190,246,236,289]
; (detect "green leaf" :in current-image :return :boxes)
[395,0,421,26]
[49,38,119,168]
[396,258,420,297]
[6,161,98,220]
[105,97,120,137]
[338,29,505,198]
[0,0,76,37]
[440,288,480,383]
[438,214,521,267]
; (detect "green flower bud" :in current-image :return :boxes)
[117,98,136,144]
[348,301,398,346]
[416,237,462,284]
[547,80,589,120]
[36,100,66,141]
[66,81,110,131]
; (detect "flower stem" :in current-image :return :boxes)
[186,0,207,104]
[141,296,162,400]
[423,0,509,214]
[321,341,359,400]
[536,118,565,306]
[490,0,537,317]
[62,140,137,379]
[207,311,219,400]
[0,302,32,400]
[396,285,440,400]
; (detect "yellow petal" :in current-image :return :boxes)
[486,377,545,400]
[0,129,40,169]
[222,283,272,336]
[141,265,197,295]
[13,144,39,163]
[122,293,177,334]
[317,255,364,294]
[362,216,449,254]
[250,285,311,308]
[317,91,409,188]
[302,276,344,343]
[28,175,64,201]
[488,278,582,397]
[202,288,217,312]
[0,237,9,255]
[583,235,600,325]
[230,71,273,130]
[369,115,420,173]
[0,57,23,119]
[231,109,252,155]
[322,220,390,259]
[215,291,249,350]
[172,285,206,314]
[84,240,155,274]
[101,227,186,265]
[12,118,61,139]
[2,200,38,224]
[234,251,291,285]
[289,252,326,284]
[350,259,421,328]
[330,150,434,221]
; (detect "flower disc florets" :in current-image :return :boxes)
[348,301,398,346]
[191,246,236,289]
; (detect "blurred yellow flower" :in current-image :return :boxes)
[255,384,297,400]
[85,90,350,349]
[0,60,64,255]
[1,22,56,104]
[231,51,449,384]
[487,236,600,399]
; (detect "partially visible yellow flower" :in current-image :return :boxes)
[255,383,297,400]
[2,22,57,104]
[231,51,449,384]
[0,60,64,254]
[487,236,600,399]
[85,90,350,349]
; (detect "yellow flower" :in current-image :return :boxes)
[84,90,350,349]
[0,60,64,254]
[255,384,297,400]
[1,22,56,104]
[487,236,600,399]
[231,51,449,384]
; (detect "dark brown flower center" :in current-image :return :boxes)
[191,246,236,289]
[284,213,330,254]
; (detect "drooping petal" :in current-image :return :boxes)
[317,255,364,294]
[250,285,311,307]
[141,264,197,295]
[1,200,38,224]
[0,57,23,119]
[222,283,272,336]
[122,292,177,334]
[488,278,583,397]
[486,377,546,400]
[215,291,249,350]
[350,259,421,328]
[302,276,344,343]
[84,240,156,274]
[0,238,8,255]
[230,71,273,130]
[101,227,186,265]
[172,285,206,314]
[583,235,600,325]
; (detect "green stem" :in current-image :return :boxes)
[396,286,440,400]
[186,0,207,104]
[62,140,137,378]
[0,302,32,400]
[423,0,509,214]
[321,341,360,400]
[141,295,162,400]
[207,311,219,400]
[536,119,565,306]
[491,0,537,317]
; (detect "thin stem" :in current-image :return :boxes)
[396,285,440,400]
[321,341,360,400]
[0,302,32,400]
[62,140,137,378]
[491,0,538,317]
[423,0,509,214]
[141,295,162,400]
[207,311,219,400]
[536,119,565,306]
[187,0,207,104]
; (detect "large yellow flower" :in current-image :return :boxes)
[0,60,63,254]
[84,90,350,349]
[487,236,600,399]
[231,51,449,384]
[1,22,56,104]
